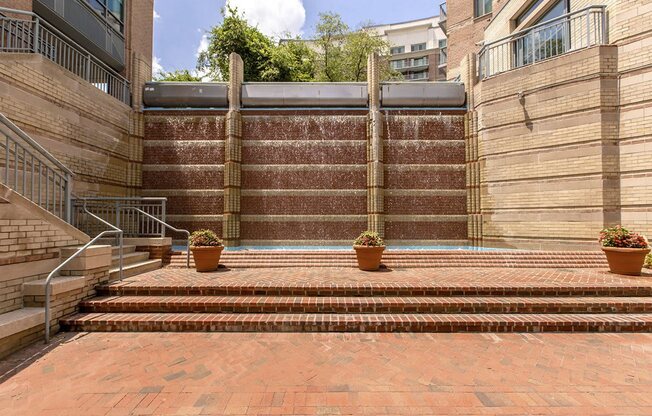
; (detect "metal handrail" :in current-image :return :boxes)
[44,202,123,343]
[0,114,73,175]
[478,5,607,78]
[120,207,191,268]
[0,6,131,104]
[0,113,73,221]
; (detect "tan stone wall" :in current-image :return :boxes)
[0,54,135,196]
[468,0,652,249]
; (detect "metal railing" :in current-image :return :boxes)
[0,113,73,221]
[439,2,447,33]
[44,202,123,343]
[0,7,130,104]
[478,6,607,78]
[121,207,190,268]
[72,197,167,238]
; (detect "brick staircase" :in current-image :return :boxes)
[168,249,609,268]
[109,245,161,280]
[61,267,652,333]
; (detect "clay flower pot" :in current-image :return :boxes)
[190,246,224,272]
[602,247,651,276]
[354,246,385,271]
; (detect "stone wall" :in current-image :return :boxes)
[465,0,652,249]
[0,54,136,196]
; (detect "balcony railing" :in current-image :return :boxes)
[0,6,130,104]
[439,2,447,34]
[439,47,447,67]
[478,6,607,79]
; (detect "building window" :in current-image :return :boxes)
[391,59,406,69]
[438,39,447,49]
[411,57,428,67]
[85,0,125,33]
[390,46,405,55]
[474,0,492,17]
[513,0,570,67]
[411,43,427,52]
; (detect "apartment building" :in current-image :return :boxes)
[367,16,447,81]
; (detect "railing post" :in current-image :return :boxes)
[586,8,591,47]
[32,17,40,53]
[160,199,166,238]
[44,282,51,343]
[85,54,91,82]
[118,230,123,281]
[115,200,121,243]
[64,172,72,223]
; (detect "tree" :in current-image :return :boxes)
[261,38,317,82]
[155,69,203,82]
[314,12,348,82]
[343,28,398,81]
[197,6,275,82]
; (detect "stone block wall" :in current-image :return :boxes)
[0,54,137,196]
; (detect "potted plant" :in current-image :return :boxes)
[645,253,652,270]
[353,231,386,271]
[599,225,650,276]
[189,229,224,272]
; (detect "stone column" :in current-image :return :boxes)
[223,53,244,247]
[366,53,385,237]
[461,53,482,244]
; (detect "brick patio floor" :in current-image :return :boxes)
[1,332,652,415]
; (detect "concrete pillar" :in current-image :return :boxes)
[223,53,244,247]
[366,53,385,237]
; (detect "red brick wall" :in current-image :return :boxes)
[142,109,467,245]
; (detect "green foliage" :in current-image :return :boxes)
[155,69,203,82]
[599,225,649,249]
[354,231,385,247]
[196,8,402,83]
[198,6,275,82]
[645,253,652,269]
[261,38,317,82]
[189,230,223,247]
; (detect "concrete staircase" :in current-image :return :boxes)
[109,245,161,280]
[168,249,609,269]
[62,269,652,333]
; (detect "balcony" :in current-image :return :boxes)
[439,2,447,34]
[0,7,130,104]
[478,6,607,78]
[439,47,447,68]
[404,71,429,81]
[391,58,430,72]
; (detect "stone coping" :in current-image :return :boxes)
[0,308,44,340]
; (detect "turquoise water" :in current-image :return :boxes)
[174,245,510,252]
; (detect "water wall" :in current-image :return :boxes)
[142,108,467,246]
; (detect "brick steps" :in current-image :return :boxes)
[80,295,652,314]
[98,283,652,298]
[168,250,607,269]
[60,312,652,333]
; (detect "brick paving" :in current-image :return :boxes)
[1,332,652,415]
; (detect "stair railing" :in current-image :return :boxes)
[44,201,123,343]
[0,113,73,221]
[119,206,190,268]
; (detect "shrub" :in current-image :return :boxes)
[189,230,223,247]
[599,225,649,249]
[645,253,652,269]
[354,231,385,247]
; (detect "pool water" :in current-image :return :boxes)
[173,245,511,252]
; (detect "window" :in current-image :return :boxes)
[513,0,570,67]
[438,39,447,49]
[410,57,429,67]
[411,43,427,52]
[391,59,406,69]
[390,46,405,55]
[475,0,492,17]
[84,0,125,33]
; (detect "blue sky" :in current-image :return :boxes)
[153,0,440,75]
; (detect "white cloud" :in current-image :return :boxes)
[226,0,306,38]
[196,33,209,58]
[152,56,164,76]
[153,9,160,19]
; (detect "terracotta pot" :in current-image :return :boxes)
[190,246,224,272]
[354,245,385,271]
[601,246,651,276]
